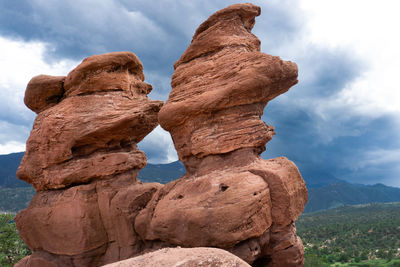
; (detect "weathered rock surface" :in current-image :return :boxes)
[103,247,251,267]
[15,3,307,267]
[138,3,307,266]
[17,52,163,191]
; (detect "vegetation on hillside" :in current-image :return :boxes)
[0,213,30,266]
[1,203,400,266]
[298,202,400,266]
[0,187,35,213]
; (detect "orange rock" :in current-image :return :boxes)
[158,3,298,163]
[17,52,163,191]
[63,52,146,97]
[139,3,307,266]
[135,168,272,248]
[24,75,65,114]
[15,176,164,266]
[15,51,165,266]
[249,157,308,226]
[103,247,251,267]
[16,183,107,256]
[15,3,308,267]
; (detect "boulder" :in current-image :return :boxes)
[102,247,251,267]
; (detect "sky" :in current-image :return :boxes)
[0,0,399,187]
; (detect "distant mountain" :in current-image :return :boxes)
[138,161,185,183]
[305,182,400,213]
[0,152,29,188]
[1,152,399,213]
[296,163,345,188]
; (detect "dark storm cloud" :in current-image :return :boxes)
[0,0,177,73]
[0,0,302,74]
[262,97,400,186]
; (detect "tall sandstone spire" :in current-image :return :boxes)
[136,3,308,266]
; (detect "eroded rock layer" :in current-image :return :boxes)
[140,3,308,266]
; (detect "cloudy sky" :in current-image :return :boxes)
[0,0,399,187]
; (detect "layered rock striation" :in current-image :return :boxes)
[15,3,307,267]
[136,3,307,266]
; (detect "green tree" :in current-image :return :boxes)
[0,214,30,266]
[304,253,329,267]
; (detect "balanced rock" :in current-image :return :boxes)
[136,3,307,266]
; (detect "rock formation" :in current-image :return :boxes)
[103,247,251,267]
[15,51,166,266]
[135,3,307,266]
[15,3,307,267]
[18,52,161,191]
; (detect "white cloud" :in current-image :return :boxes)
[0,141,25,155]
[0,36,78,155]
[138,126,178,163]
[300,0,400,118]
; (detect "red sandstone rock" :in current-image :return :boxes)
[15,174,164,266]
[103,247,251,267]
[158,3,298,163]
[15,51,165,267]
[24,75,65,114]
[137,3,307,266]
[249,157,308,226]
[64,52,146,97]
[17,52,163,191]
[135,168,272,248]
[15,4,307,267]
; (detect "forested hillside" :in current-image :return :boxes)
[298,202,400,266]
